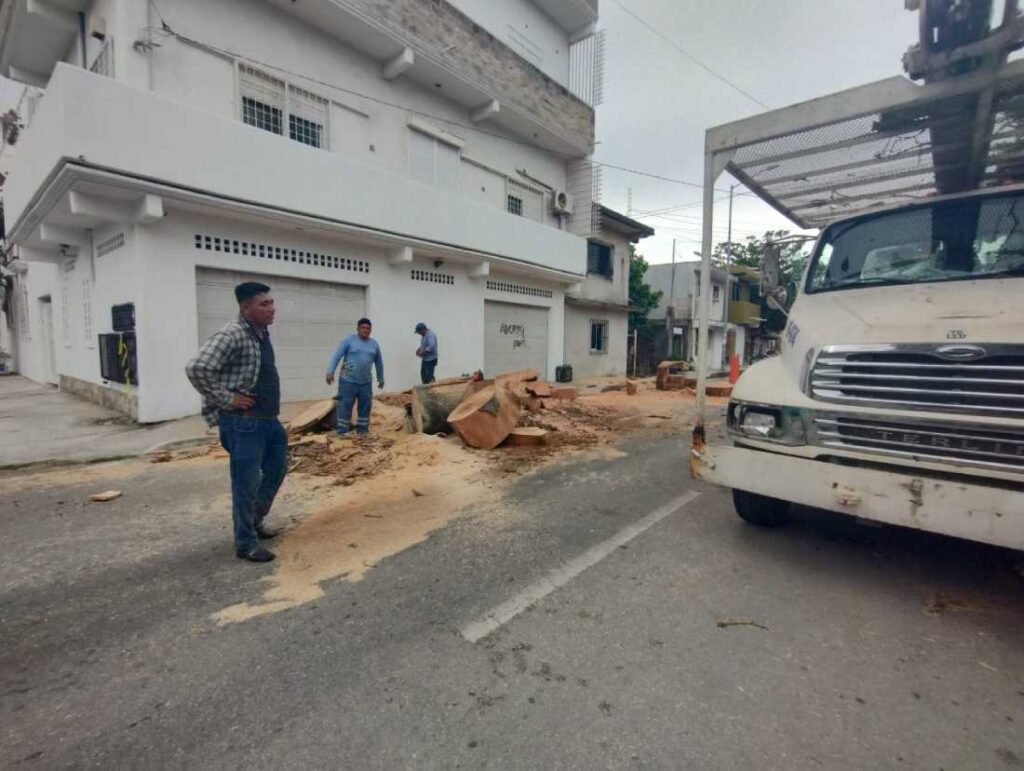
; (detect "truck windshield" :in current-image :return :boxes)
[806,190,1024,293]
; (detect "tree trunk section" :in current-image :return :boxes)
[411,383,469,434]
[447,383,522,449]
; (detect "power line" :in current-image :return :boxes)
[608,0,770,110]
[595,161,731,191]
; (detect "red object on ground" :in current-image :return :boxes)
[729,353,740,384]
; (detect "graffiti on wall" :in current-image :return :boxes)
[500,322,528,349]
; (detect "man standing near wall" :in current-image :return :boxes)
[186,281,286,564]
[414,322,438,384]
[326,317,385,434]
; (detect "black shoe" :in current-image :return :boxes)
[236,546,276,563]
[256,525,278,540]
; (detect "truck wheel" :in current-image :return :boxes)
[732,489,790,527]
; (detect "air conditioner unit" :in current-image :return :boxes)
[550,190,574,216]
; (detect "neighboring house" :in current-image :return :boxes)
[0,0,603,421]
[646,261,762,372]
[563,205,653,379]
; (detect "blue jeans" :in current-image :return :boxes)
[218,413,288,553]
[421,358,438,384]
[337,380,373,434]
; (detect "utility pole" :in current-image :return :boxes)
[665,238,676,358]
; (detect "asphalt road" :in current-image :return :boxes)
[2,434,1023,770]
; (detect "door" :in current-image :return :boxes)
[38,296,57,385]
[483,300,549,377]
[196,269,366,402]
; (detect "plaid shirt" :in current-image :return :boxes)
[186,317,264,426]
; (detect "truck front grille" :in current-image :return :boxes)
[809,344,1024,417]
[812,415,1024,472]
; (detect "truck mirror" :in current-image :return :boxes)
[762,243,781,290]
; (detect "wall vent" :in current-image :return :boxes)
[96,232,125,257]
[486,279,553,299]
[193,233,369,273]
[410,269,454,286]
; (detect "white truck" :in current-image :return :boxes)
[690,0,1024,551]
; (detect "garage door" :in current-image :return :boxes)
[196,268,366,402]
[484,300,549,377]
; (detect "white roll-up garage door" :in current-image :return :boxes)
[483,300,549,377]
[196,268,366,401]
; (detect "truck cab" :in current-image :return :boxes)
[697,186,1024,549]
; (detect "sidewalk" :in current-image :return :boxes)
[0,375,214,467]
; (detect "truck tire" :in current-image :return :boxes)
[732,489,790,527]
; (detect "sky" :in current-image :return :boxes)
[594,0,920,264]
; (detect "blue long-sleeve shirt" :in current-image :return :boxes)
[327,334,384,384]
[420,330,438,362]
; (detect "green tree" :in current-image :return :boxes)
[627,244,661,332]
[712,230,810,332]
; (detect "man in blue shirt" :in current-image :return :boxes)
[414,322,439,384]
[326,317,385,434]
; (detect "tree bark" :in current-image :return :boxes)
[410,383,470,434]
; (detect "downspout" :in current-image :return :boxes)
[78,12,87,68]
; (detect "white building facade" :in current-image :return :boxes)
[0,0,601,421]
[563,205,652,379]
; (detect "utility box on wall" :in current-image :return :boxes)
[98,333,138,386]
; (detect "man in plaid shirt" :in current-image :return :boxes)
[186,281,286,563]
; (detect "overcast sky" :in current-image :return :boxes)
[595,0,920,264]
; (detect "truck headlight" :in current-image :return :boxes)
[727,401,807,445]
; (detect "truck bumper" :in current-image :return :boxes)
[694,445,1024,551]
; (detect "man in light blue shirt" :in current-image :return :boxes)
[414,322,439,384]
[325,317,385,434]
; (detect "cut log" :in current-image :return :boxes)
[626,380,638,395]
[447,383,521,449]
[411,382,470,434]
[706,383,734,398]
[494,368,539,384]
[549,387,578,400]
[506,427,548,447]
[287,398,337,434]
[89,490,123,503]
[526,381,552,397]
[523,396,545,412]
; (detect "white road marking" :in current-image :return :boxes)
[460,490,702,643]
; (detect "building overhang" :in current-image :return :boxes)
[260,0,593,157]
[0,0,89,86]
[565,296,632,313]
[530,0,598,37]
[598,205,655,242]
[11,160,586,286]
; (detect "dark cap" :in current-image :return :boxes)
[414,322,427,332]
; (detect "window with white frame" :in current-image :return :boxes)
[590,319,609,353]
[238,64,328,150]
[506,178,544,221]
[408,127,459,190]
[506,194,523,216]
[712,285,721,303]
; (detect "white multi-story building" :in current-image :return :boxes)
[0,0,601,421]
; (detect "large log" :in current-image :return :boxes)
[494,368,539,384]
[447,383,522,449]
[410,382,469,434]
[287,398,337,434]
[507,427,548,447]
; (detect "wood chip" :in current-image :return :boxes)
[89,490,123,503]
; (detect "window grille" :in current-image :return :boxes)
[90,37,114,78]
[239,64,327,150]
[18,283,29,339]
[82,281,94,344]
[410,269,454,286]
[590,319,609,353]
[60,286,70,344]
[486,279,553,299]
[194,233,369,273]
[506,178,544,221]
[587,240,613,278]
[569,30,606,107]
[96,232,125,257]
